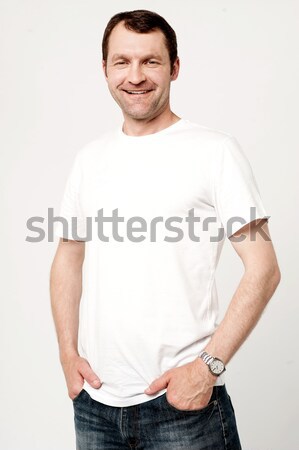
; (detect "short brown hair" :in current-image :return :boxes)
[102,10,178,73]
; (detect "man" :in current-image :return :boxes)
[50,9,281,450]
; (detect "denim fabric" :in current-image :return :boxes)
[73,384,242,449]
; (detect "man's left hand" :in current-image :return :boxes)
[144,358,216,411]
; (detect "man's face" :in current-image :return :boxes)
[103,22,179,122]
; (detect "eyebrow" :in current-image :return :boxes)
[111,53,162,62]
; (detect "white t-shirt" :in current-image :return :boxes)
[54,119,269,407]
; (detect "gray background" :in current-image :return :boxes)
[1,0,298,449]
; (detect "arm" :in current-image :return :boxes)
[145,219,281,409]
[50,238,101,399]
[203,218,281,366]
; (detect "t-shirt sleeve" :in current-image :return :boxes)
[54,152,87,241]
[213,135,270,238]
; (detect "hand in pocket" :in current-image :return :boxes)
[61,355,102,400]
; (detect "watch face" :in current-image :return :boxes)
[210,358,225,375]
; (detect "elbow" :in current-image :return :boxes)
[264,261,281,298]
[246,260,281,297]
[267,254,281,287]
[272,263,281,288]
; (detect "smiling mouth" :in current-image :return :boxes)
[123,90,153,95]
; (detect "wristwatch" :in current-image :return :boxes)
[199,351,226,377]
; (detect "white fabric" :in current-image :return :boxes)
[55,119,269,407]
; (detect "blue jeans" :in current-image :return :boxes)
[73,384,242,449]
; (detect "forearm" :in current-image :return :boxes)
[204,266,280,366]
[50,243,84,363]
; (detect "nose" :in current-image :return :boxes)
[127,62,146,85]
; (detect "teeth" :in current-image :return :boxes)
[126,90,150,94]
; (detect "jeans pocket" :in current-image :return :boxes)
[164,392,217,415]
[72,388,85,403]
[227,393,235,414]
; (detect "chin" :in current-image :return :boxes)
[124,109,154,120]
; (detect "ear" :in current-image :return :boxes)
[102,60,108,80]
[170,57,180,81]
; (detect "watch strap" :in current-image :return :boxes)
[199,350,226,376]
[199,351,215,365]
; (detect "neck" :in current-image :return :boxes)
[122,110,181,137]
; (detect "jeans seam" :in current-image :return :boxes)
[217,389,229,450]
[134,405,140,447]
[119,407,124,439]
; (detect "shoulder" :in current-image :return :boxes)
[180,119,234,143]
[72,129,117,167]
[78,130,116,156]
[179,119,240,164]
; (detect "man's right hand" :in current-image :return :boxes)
[61,355,102,400]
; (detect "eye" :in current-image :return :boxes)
[114,61,127,66]
[146,60,159,66]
